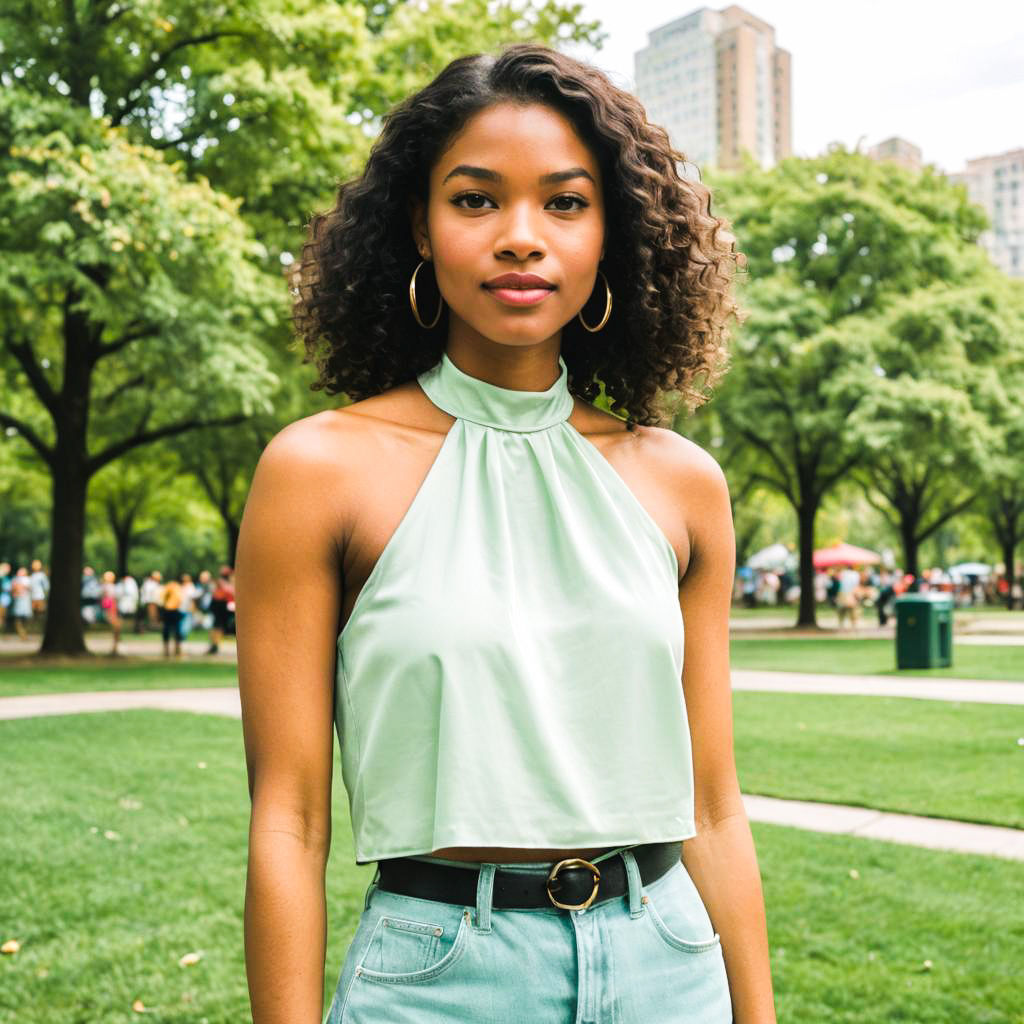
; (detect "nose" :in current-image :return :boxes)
[494,200,546,262]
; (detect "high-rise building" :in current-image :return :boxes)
[866,137,923,174]
[634,4,792,173]
[947,148,1024,278]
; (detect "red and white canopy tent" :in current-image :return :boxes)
[812,542,882,568]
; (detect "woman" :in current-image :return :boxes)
[9,567,32,641]
[117,571,140,636]
[236,44,774,1024]
[99,569,122,655]
[160,575,184,658]
[178,572,197,642]
[0,561,11,633]
[206,566,234,654]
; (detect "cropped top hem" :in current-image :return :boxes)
[355,822,699,866]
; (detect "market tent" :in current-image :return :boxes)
[746,543,794,570]
[813,542,881,568]
[948,562,992,577]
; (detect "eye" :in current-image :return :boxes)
[546,194,589,213]
[451,191,496,210]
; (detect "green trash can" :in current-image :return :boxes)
[894,592,953,669]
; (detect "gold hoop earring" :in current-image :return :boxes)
[409,260,444,329]
[578,270,612,332]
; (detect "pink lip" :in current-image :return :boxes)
[484,273,555,289]
[486,287,554,307]
[482,273,556,308]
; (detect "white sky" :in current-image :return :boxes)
[572,0,1024,173]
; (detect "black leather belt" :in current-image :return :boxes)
[375,840,682,911]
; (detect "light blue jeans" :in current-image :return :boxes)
[325,843,732,1023]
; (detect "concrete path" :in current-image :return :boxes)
[1,686,1021,863]
[0,687,243,720]
[6,672,1024,722]
[742,795,1024,862]
[732,669,1024,705]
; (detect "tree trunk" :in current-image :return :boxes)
[114,524,132,580]
[1002,538,1018,611]
[795,500,819,627]
[39,451,89,655]
[38,280,95,656]
[107,503,136,580]
[226,517,240,568]
[900,518,920,592]
[990,495,1021,611]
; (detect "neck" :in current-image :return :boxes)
[445,319,563,394]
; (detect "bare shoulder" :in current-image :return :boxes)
[635,424,734,567]
[252,382,423,499]
[575,401,724,490]
[637,424,730,500]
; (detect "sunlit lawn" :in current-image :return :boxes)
[1,711,1021,1023]
[733,693,1024,829]
[0,660,237,698]
[729,634,1024,681]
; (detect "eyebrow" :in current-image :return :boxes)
[441,164,596,186]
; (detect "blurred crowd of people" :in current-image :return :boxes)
[0,561,235,657]
[736,564,1021,628]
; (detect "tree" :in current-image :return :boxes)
[707,146,991,626]
[0,93,281,654]
[845,279,1012,585]
[975,280,1024,607]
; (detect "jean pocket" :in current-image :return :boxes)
[643,861,722,954]
[354,906,472,985]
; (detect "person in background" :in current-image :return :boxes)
[80,566,103,626]
[196,569,214,629]
[9,567,32,641]
[161,575,184,658]
[835,564,862,630]
[179,572,198,643]
[117,572,140,635]
[874,569,895,626]
[139,570,164,631]
[0,561,11,634]
[100,570,122,655]
[826,568,841,608]
[29,559,49,623]
[207,566,234,654]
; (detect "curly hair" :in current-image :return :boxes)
[291,43,745,426]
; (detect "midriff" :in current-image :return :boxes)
[428,845,616,863]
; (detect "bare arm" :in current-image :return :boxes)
[672,439,777,1024]
[235,418,345,1024]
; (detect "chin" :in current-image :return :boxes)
[467,311,568,345]
[483,325,564,347]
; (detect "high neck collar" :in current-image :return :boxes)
[417,352,574,433]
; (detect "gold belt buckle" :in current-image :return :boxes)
[546,857,601,910]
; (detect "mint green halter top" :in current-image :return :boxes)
[335,351,696,864]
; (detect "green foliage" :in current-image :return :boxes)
[0,0,604,263]
[1,88,281,461]
[703,146,1024,615]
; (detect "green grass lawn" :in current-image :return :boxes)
[733,693,1024,829]
[0,660,238,698]
[1,711,1022,1023]
[729,635,1024,681]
